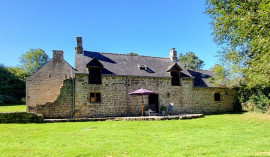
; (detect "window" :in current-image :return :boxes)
[89,67,102,84]
[171,71,180,86]
[214,93,221,101]
[86,57,103,84]
[90,92,101,103]
[138,64,147,70]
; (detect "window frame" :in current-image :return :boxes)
[90,92,101,103]
[170,71,180,86]
[88,67,102,84]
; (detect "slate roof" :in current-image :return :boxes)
[188,70,215,87]
[75,51,193,78]
[188,70,229,87]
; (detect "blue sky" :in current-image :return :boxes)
[0,0,220,69]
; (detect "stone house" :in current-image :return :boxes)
[26,37,237,118]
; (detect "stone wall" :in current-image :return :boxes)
[74,74,194,117]
[26,51,73,112]
[192,87,237,113]
[33,79,73,118]
[27,69,237,118]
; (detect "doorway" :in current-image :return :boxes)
[148,94,159,113]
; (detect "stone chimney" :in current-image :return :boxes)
[53,50,64,61]
[169,48,178,62]
[75,37,83,54]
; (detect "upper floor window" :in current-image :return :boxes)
[171,71,180,86]
[167,63,182,86]
[86,57,103,84]
[89,67,102,84]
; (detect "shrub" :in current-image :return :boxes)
[160,105,167,111]
[239,86,270,113]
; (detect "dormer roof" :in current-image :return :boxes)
[167,63,182,72]
[86,57,103,68]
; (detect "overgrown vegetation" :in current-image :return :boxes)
[1,113,270,156]
[0,49,50,104]
[0,65,27,104]
[239,86,270,113]
[206,0,270,112]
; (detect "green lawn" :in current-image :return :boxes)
[0,113,270,156]
[0,104,26,112]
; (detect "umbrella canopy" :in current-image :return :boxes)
[129,88,155,95]
[129,88,155,116]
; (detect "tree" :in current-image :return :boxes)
[178,52,204,70]
[19,49,50,75]
[210,64,230,86]
[8,66,28,81]
[127,52,138,56]
[0,65,26,103]
[205,0,270,88]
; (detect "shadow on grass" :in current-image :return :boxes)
[203,111,247,116]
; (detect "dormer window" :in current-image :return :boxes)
[89,67,102,84]
[138,64,147,70]
[86,57,103,84]
[167,63,182,86]
[170,71,180,86]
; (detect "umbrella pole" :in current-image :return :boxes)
[142,94,144,116]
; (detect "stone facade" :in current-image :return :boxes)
[72,75,236,118]
[26,37,238,118]
[74,75,190,117]
[193,87,237,113]
[26,50,73,113]
[27,71,237,118]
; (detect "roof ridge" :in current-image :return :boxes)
[188,69,212,72]
[84,50,170,60]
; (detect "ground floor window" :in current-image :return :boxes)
[90,92,101,103]
[214,93,221,101]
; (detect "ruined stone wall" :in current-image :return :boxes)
[192,87,237,113]
[74,74,194,117]
[34,79,73,118]
[26,54,73,112]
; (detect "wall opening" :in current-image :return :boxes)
[214,93,221,101]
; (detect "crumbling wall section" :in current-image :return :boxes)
[30,79,73,118]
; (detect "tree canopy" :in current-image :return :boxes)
[0,65,26,103]
[210,64,230,86]
[19,49,50,75]
[178,52,204,70]
[206,0,270,88]
[127,52,138,56]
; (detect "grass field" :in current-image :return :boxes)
[0,104,26,112]
[0,112,270,157]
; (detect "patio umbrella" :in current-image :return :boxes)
[129,88,155,116]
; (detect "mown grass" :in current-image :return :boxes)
[0,104,26,112]
[0,113,270,156]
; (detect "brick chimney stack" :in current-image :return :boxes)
[169,48,178,62]
[53,50,64,61]
[75,37,83,54]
